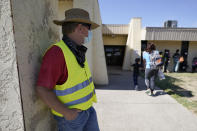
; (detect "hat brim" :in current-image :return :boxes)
[53,18,99,29]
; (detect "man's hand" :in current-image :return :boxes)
[63,109,81,121]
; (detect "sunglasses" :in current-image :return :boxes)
[81,23,91,30]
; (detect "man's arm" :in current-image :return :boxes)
[36,86,79,120]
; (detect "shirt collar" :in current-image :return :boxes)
[62,35,87,68]
[62,35,87,53]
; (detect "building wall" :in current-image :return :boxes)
[58,0,73,38]
[91,0,109,84]
[123,18,142,70]
[188,41,197,70]
[73,0,108,84]
[58,0,73,19]
[149,40,182,71]
[141,28,146,40]
[11,0,59,130]
[0,0,24,130]
[103,35,127,45]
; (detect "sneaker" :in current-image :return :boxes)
[135,85,139,90]
[145,89,151,95]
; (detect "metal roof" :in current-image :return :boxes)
[102,24,129,35]
[146,27,197,41]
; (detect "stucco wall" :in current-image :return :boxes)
[150,40,182,72]
[188,41,197,70]
[103,35,127,45]
[0,0,24,130]
[11,0,59,130]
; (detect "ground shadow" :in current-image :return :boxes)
[96,67,194,98]
[96,67,141,90]
[153,90,167,96]
[155,75,193,98]
[151,73,194,97]
[96,66,146,91]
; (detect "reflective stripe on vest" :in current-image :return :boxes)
[64,89,95,106]
[54,77,93,96]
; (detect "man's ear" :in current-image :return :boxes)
[77,24,87,35]
[73,25,80,33]
[75,24,83,33]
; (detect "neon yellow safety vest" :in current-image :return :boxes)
[51,40,97,117]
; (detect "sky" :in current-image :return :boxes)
[98,0,197,28]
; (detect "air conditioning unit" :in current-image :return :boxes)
[164,20,178,28]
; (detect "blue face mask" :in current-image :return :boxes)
[84,31,92,44]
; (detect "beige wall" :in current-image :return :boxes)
[58,0,73,38]
[141,28,146,40]
[149,40,182,71]
[188,41,197,70]
[58,0,73,19]
[73,0,108,84]
[123,18,142,70]
[11,0,59,130]
[103,35,127,45]
[0,0,24,130]
[91,1,108,84]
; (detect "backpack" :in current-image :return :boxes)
[149,50,162,69]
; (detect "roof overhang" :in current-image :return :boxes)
[102,24,128,35]
[145,27,197,41]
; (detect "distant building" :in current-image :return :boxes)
[103,23,197,72]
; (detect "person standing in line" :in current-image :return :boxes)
[131,58,141,90]
[158,51,165,80]
[143,43,159,96]
[159,51,164,71]
[163,49,170,72]
[36,8,100,131]
[173,49,180,72]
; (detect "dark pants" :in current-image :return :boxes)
[164,62,169,72]
[192,66,196,72]
[145,68,158,91]
[133,73,138,86]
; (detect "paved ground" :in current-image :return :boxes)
[94,67,197,131]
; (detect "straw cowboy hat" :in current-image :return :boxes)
[53,8,99,29]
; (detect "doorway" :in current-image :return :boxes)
[180,41,189,71]
[141,40,147,65]
[104,45,125,66]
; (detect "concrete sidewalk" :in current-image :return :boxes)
[94,68,197,131]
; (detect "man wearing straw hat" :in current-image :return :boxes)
[36,8,100,131]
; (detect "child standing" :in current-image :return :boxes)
[131,58,141,90]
